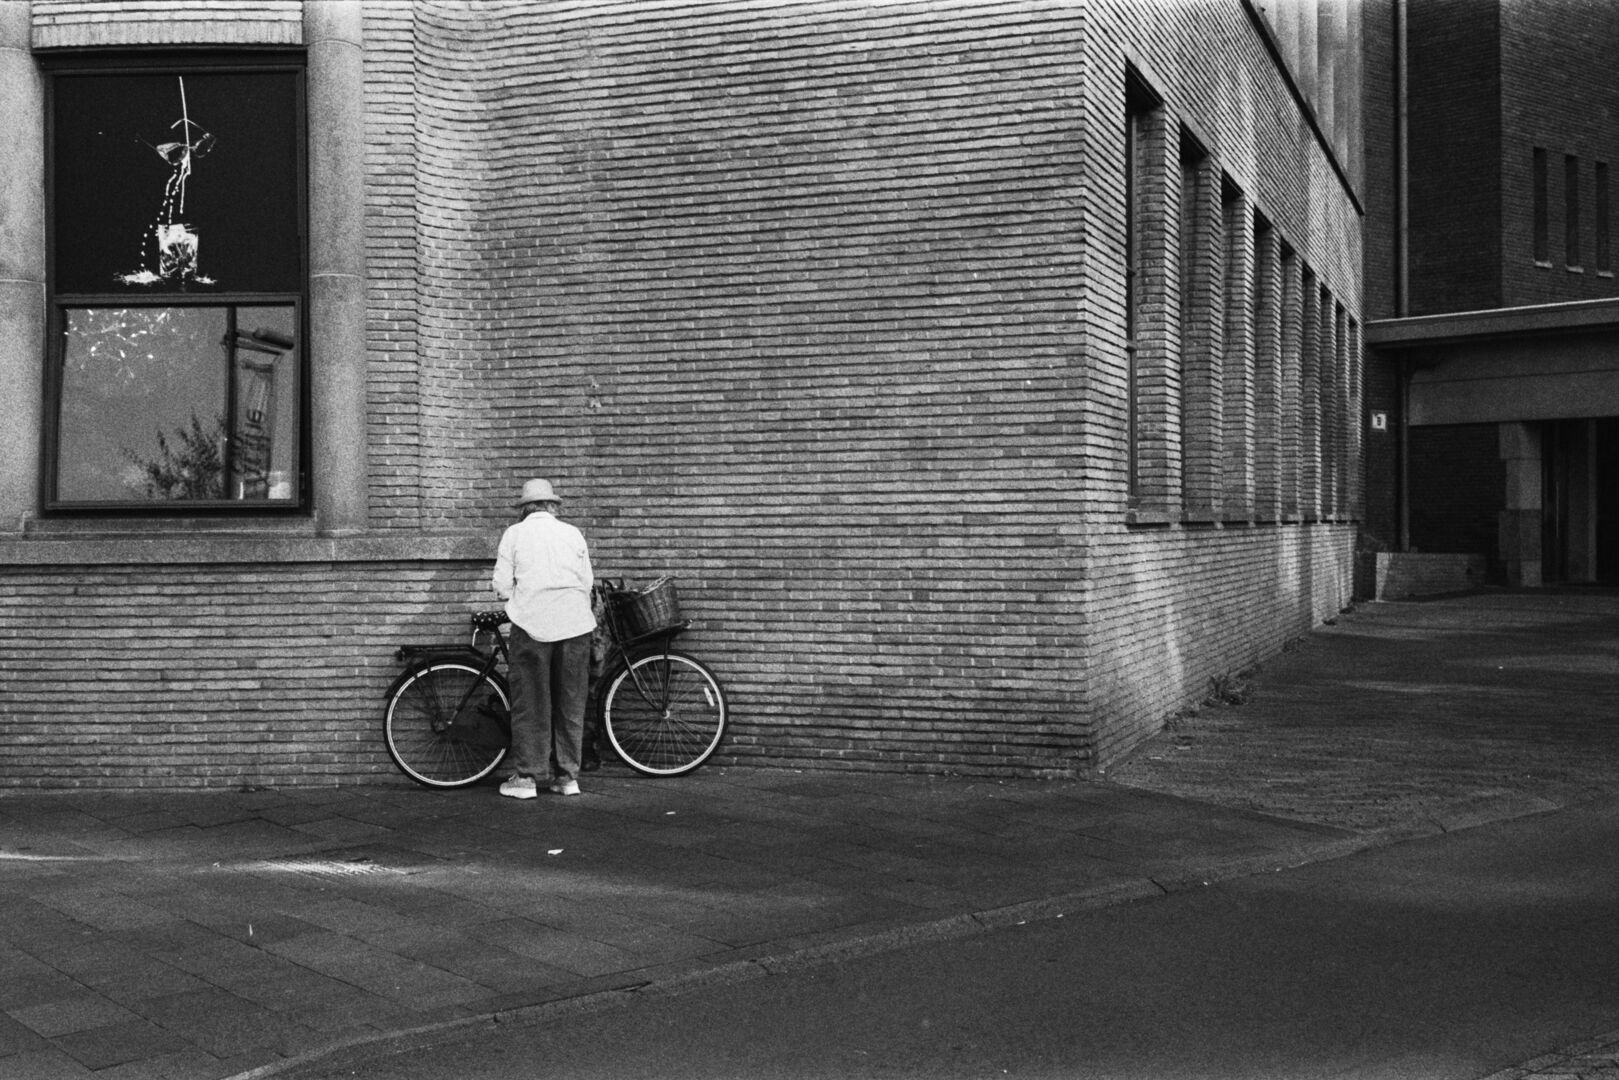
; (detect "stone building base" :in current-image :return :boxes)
[1370,552,1487,599]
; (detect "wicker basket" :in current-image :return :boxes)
[617,576,682,638]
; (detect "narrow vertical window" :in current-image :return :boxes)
[1597,161,1610,274]
[1299,269,1321,520]
[1331,301,1348,518]
[1124,69,1162,507]
[1316,288,1338,519]
[1220,175,1252,517]
[1567,154,1582,269]
[1251,213,1281,518]
[1178,132,1206,342]
[1278,243,1302,519]
[1125,102,1140,502]
[1346,316,1363,515]
[1178,129,1210,510]
[1533,148,1549,264]
[1177,135,1220,517]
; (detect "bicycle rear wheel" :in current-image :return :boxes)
[384,662,509,788]
[602,650,727,776]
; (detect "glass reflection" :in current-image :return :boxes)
[55,306,299,504]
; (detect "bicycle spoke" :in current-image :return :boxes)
[604,653,726,776]
[385,664,508,787]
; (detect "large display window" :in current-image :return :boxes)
[45,60,306,511]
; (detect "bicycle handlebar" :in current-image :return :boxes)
[471,581,647,635]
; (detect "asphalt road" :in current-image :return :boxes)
[302,799,1619,1080]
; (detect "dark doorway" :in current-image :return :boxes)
[1543,418,1619,584]
[1597,419,1619,583]
[1542,421,1571,584]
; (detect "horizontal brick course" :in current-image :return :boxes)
[31,0,301,48]
[1,0,1361,787]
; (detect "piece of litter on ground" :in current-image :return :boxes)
[666,811,676,816]
[548,849,563,856]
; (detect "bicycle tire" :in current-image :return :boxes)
[384,662,509,788]
[601,650,727,776]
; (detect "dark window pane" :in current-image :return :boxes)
[52,71,301,295]
[1567,154,1581,268]
[1533,148,1548,263]
[1598,162,1610,273]
[55,305,300,503]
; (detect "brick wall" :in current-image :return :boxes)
[0,558,488,789]
[453,1,1098,775]
[1360,0,1397,322]
[1359,0,1403,574]
[1074,1,1362,759]
[1362,0,1619,591]
[1498,0,1619,306]
[1083,524,1356,765]
[30,0,301,47]
[2,0,1363,786]
[363,3,423,527]
[1361,350,1403,557]
[1396,0,1619,314]
[1405,0,1503,315]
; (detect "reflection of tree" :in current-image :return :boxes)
[123,413,227,500]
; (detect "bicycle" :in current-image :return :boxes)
[382,578,728,788]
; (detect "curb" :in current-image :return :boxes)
[215,788,1595,1080]
[228,876,1168,1080]
[1475,1027,1619,1080]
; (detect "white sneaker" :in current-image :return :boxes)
[499,775,538,799]
[549,779,581,797]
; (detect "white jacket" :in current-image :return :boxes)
[492,511,597,641]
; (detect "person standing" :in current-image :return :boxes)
[493,478,597,799]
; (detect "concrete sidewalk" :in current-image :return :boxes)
[2,589,1617,1080]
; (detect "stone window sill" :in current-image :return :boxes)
[0,526,490,565]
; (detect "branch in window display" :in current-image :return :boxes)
[120,76,217,288]
[122,412,228,501]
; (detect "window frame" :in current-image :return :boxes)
[40,51,310,517]
[1565,153,1582,272]
[1124,98,1141,505]
[1598,161,1612,276]
[1124,67,1163,510]
[1532,147,1549,265]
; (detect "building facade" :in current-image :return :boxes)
[0,0,1363,788]
[1363,0,1619,590]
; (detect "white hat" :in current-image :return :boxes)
[514,478,562,505]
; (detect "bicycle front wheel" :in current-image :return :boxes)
[602,650,727,776]
[384,663,509,788]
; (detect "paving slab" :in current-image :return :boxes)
[0,771,1350,1079]
[1,590,1617,1080]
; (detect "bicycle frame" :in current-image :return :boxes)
[593,583,691,715]
[393,622,511,749]
[393,598,687,751]
[386,580,726,785]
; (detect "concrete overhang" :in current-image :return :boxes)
[1366,297,1619,350]
[1369,298,1619,426]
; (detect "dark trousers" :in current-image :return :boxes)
[507,627,591,782]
